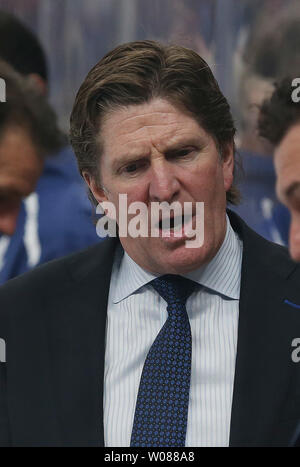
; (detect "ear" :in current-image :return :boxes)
[221,142,234,192]
[82,171,109,204]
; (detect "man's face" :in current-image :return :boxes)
[0,126,43,236]
[86,98,234,274]
[274,123,300,262]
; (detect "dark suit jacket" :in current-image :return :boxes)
[0,211,300,447]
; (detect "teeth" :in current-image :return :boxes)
[157,214,193,230]
[158,214,193,230]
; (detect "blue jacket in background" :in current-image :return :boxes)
[231,150,290,245]
[0,146,100,285]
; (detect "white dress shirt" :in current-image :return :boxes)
[0,235,10,272]
[103,215,243,447]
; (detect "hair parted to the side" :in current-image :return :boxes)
[70,40,240,205]
[258,77,300,146]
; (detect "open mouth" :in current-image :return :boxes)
[158,213,193,231]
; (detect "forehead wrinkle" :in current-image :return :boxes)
[120,110,179,122]
[110,121,182,157]
[105,106,186,137]
[110,128,201,168]
[124,126,190,157]
[102,99,211,162]
[115,120,180,143]
[119,126,208,161]
[110,109,182,127]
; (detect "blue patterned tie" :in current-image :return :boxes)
[130,274,196,447]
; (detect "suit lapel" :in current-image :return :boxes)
[228,211,298,446]
[46,238,118,446]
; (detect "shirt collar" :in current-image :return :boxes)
[112,214,242,303]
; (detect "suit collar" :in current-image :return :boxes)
[227,210,300,446]
[65,236,119,284]
[227,209,296,280]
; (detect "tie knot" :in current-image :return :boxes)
[150,274,196,306]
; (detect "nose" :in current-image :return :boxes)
[148,160,180,203]
[0,206,20,236]
[289,214,300,262]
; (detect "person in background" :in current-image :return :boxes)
[258,77,300,262]
[230,4,300,243]
[0,10,99,284]
[0,60,61,264]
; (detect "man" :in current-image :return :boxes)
[0,10,99,283]
[0,41,300,447]
[0,59,64,265]
[258,77,300,262]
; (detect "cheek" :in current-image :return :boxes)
[119,182,150,205]
[189,163,221,199]
[106,183,149,218]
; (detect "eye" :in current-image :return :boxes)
[125,163,138,173]
[0,196,21,214]
[177,148,193,157]
[122,160,147,175]
[167,147,195,160]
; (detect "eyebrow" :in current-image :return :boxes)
[164,139,205,156]
[111,152,150,173]
[111,137,205,171]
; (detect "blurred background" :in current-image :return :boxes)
[1,0,299,279]
[0,0,294,132]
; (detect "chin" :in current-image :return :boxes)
[151,246,211,275]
